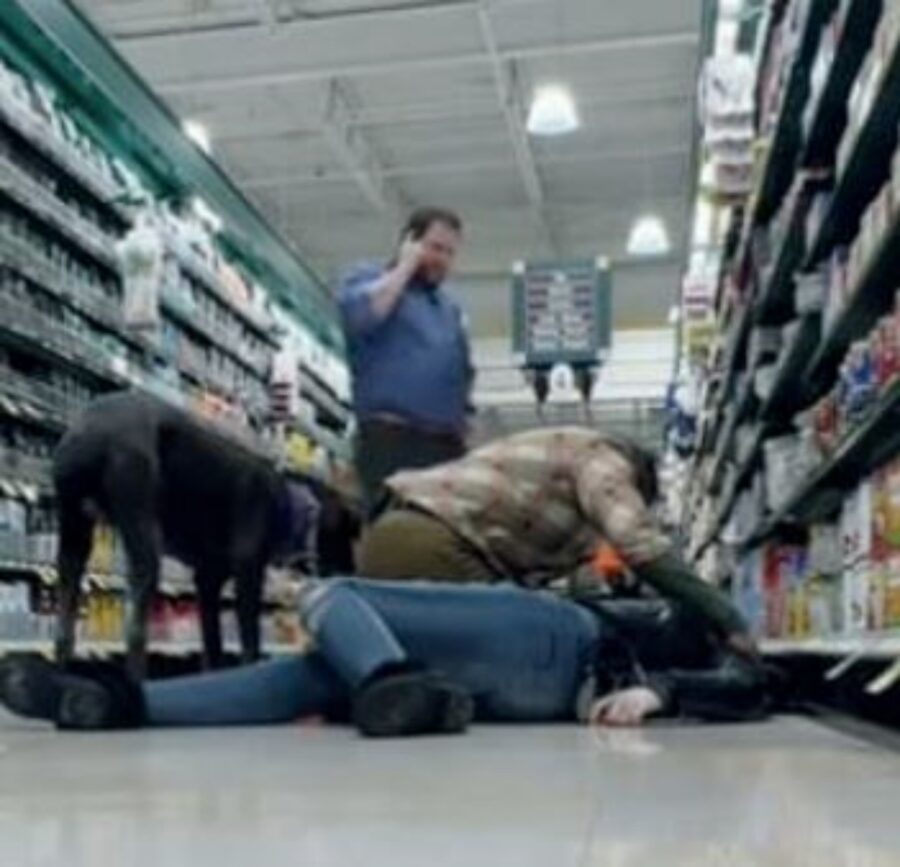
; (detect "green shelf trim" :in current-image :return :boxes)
[1,0,343,353]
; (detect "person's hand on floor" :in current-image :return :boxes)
[590,687,663,727]
[726,630,760,660]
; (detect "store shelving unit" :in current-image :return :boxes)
[0,639,299,658]
[687,0,900,660]
[801,0,884,168]
[749,0,837,226]
[805,18,900,267]
[0,1,356,654]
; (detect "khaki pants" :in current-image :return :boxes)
[358,508,498,583]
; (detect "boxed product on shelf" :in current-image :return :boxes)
[822,247,849,331]
[763,430,822,512]
[805,189,830,251]
[804,4,839,134]
[840,481,875,633]
[837,339,877,428]
[795,269,828,314]
[812,391,839,454]
[875,458,900,625]
[748,325,782,366]
[754,363,778,401]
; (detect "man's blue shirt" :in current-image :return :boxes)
[338,262,472,434]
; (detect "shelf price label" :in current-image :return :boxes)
[511,259,612,366]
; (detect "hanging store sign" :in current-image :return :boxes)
[511,259,612,366]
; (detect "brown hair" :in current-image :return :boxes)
[401,207,464,242]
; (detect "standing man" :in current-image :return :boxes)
[339,208,474,511]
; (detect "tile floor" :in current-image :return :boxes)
[0,712,897,867]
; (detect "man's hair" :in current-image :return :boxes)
[606,436,660,506]
[402,207,464,242]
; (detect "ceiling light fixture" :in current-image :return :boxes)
[183,119,212,154]
[526,84,580,136]
[627,214,671,257]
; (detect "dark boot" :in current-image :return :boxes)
[0,654,145,730]
[353,667,473,738]
[0,653,65,721]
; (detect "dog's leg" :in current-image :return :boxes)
[105,453,161,680]
[196,569,225,670]
[54,501,94,664]
[118,517,161,680]
[235,564,265,665]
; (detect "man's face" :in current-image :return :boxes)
[417,221,461,285]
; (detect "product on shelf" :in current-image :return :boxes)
[0,33,354,640]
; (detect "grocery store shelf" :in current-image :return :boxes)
[751,0,837,225]
[0,372,82,428]
[0,231,164,364]
[715,300,754,413]
[0,449,52,489]
[0,154,120,273]
[0,389,64,434]
[804,196,900,396]
[1,0,341,350]
[0,639,300,658]
[759,311,821,422]
[755,195,806,324]
[290,414,352,462]
[694,424,768,560]
[160,294,269,382]
[169,241,279,346]
[0,298,129,389]
[801,0,884,168]
[763,631,900,658]
[806,23,900,266]
[745,377,900,547]
[709,375,756,492]
[300,369,351,426]
[0,95,129,220]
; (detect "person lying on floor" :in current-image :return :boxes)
[0,578,773,736]
[357,427,755,656]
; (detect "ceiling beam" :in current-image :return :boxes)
[476,1,556,252]
[212,87,695,145]
[148,30,699,96]
[238,145,690,191]
[101,0,480,40]
[320,78,405,216]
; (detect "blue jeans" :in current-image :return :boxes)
[145,579,599,726]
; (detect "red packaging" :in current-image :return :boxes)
[882,315,899,388]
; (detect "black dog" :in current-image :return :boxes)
[53,391,327,676]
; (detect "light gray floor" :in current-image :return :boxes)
[0,712,897,867]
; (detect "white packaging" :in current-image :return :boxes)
[117,212,164,328]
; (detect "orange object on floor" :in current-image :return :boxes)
[593,543,626,581]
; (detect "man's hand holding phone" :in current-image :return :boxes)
[397,232,425,278]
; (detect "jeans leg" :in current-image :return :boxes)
[300,580,408,688]
[307,579,599,722]
[144,653,345,727]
